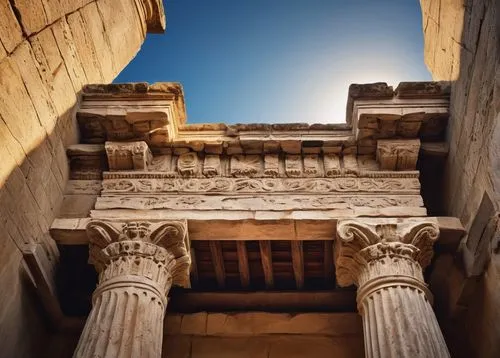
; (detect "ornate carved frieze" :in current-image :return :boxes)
[95,194,424,212]
[101,177,421,194]
[376,139,421,170]
[105,141,152,171]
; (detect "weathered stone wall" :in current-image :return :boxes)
[420,0,499,357]
[0,0,156,356]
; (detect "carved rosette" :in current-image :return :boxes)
[335,219,450,358]
[74,220,191,358]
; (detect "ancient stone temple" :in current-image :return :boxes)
[0,1,498,358]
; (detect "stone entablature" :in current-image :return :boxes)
[41,80,464,358]
[69,140,423,180]
[76,82,448,158]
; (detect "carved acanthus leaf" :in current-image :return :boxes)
[86,220,191,287]
[335,219,439,287]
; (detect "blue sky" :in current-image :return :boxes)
[115,0,431,124]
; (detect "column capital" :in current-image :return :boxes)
[335,218,439,288]
[86,220,191,287]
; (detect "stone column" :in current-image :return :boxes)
[335,219,450,358]
[74,220,190,358]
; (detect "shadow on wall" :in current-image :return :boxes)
[0,0,158,356]
[420,0,500,357]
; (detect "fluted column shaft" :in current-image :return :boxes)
[74,241,175,357]
[74,220,190,358]
[335,220,450,358]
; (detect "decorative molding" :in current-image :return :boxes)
[95,194,424,212]
[335,219,439,288]
[105,141,152,171]
[86,220,191,287]
[376,139,421,170]
[101,177,421,194]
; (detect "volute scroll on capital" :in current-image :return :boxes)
[335,219,440,287]
[86,219,191,287]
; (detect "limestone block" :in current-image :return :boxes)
[11,0,47,35]
[96,0,145,74]
[164,314,182,335]
[0,58,46,155]
[29,27,77,120]
[60,195,97,218]
[66,10,104,83]
[0,120,25,181]
[79,2,116,82]
[10,41,58,134]
[40,0,94,27]
[51,18,88,91]
[0,41,6,61]
[205,312,362,336]
[268,336,364,358]
[190,337,269,358]
[180,312,207,335]
[0,0,23,52]
[162,336,191,358]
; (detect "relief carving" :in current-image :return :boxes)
[377,139,420,170]
[102,177,421,194]
[324,154,341,176]
[230,155,261,177]
[343,154,358,174]
[285,155,302,177]
[303,155,321,177]
[177,152,200,176]
[264,154,280,177]
[96,194,424,211]
[105,141,152,171]
[203,155,221,177]
[149,154,172,172]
